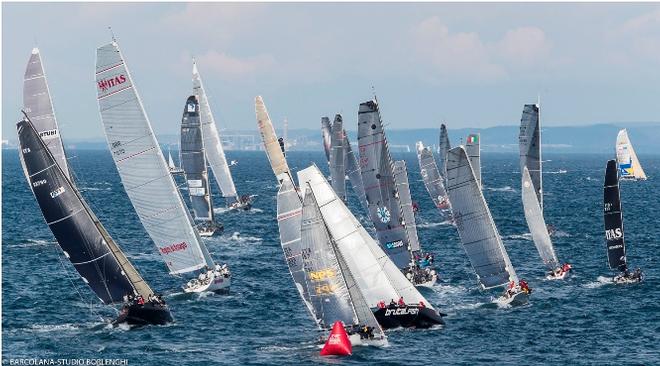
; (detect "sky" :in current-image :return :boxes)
[3,2,660,139]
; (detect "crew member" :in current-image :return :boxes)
[398,297,406,307]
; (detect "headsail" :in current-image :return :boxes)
[393,161,421,253]
[616,129,647,181]
[193,61,241,205]
[519,104,542,208]
[416,141,450,210]
[445,146,517,289]
[321,117,332,162]
[465,133,481,188]
[180,96,213,221]
[255,96,293,185]
[96,41,213,274]
[522,167,559,271]
[18,117,153,304]
[329,114,346,201]
[604,160,626,270]
[23,48,70,179]
[168,151,177,170]
[357,100,412,269]
[438,124,451,179]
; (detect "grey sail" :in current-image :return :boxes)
[393,161,421,253]
[96,41,214,274]
[329,114,346,201]
[522,167,559,271]
[321,117,332,162]
[300,185,357,328]
[193,61,240,205]
[438,124,451,180]
[519,104,542,208]
[465,133,481,188]
[180,96,214,221]
[23,48,70,179]
[357,100,412,269]
[445,146,517,289]
[344,132,368,210]
[416,141,450,210]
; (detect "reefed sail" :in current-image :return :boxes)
[329,115,346,201]
[465,133,481,188]
[416,141,450,210]
[522,167,559,271]
[616,129,647,181]
[604,160,627,270]
[519,104,543,208]
[445,146,517,289]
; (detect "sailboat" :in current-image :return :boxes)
[257,96,443,329]
[95,40,230,293]
[17,115,172,326]
[167,149,184,174]
[357,99,436,287]
[438,124,451,183]
[416,141,451,212]
[180,95,222,237]
[321,116,332,162]
[616,129,647,181]
[329,114,347,201]
[604,160,644,284]
[465,133,481,188]
[193,61,252,210]
[519,103,570,279]
[445,146,530,306]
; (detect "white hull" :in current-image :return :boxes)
[184,271,231,293]
[198,228,217,237]
[546,268,570,280]
[348,333,388,347]
[496,290,529,307]
[415,274,438,288]
[613,272,644,284]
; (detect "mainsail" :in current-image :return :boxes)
[357,100,412,269]
[96,41,213,274]
[23,48,70,179]
[604,160,627,270]
[438,124,451,179]
[321,117,332,162]
[519,104,542,208]
[393,161,421,253]
[465,133,481,188]
[522,167,559,271]
[616,129,647,181]
[445,146,517,289]
[255,96,293,185]
[344,132,368,210]
[416,142,450,210]
[18,117,153,303]
[193,61,241,205]
[180,96,213,221]
[329,115,346,201]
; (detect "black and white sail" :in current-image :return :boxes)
[180,96,214,222]
[393,161,421,253]
[519,104,542,208]
[416,141,450,210]
[329,115,346,201]
[23,48,70,179]
[465,133,481,188]
[357,100,412,269]
[17,117,154,304]
[438,124,451,180]
[604,160,627,271]
[446,146,518,289]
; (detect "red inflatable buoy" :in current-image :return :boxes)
[320,321,352,356]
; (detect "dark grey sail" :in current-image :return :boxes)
[416,142,450,210]
[393,161,421,253]
[519,104,542,209]
[604,160,626,271]
[321,116,332,162]
[344,132,368,210]
[329,115,346,201]
[17,117,147,304]
[438,124,451,180]
[180,96,213,221]
[357,100,411,269]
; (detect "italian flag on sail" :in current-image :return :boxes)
[467,134,479,144]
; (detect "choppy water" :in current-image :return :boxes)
[2,149,659,365]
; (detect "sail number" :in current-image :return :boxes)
[309,268,336,281]
[604,202,612,212]
[315,284,338,295]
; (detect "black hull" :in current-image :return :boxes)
[113,303,173,327]
[373,306,444,329]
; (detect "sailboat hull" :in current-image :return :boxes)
[184,273,231,293]
[373,306,444,329]
[496,290,529,307]
[114,302,173,326]
[613,271,644,284]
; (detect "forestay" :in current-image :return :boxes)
[329,115,346,201]
[23,48,70,179]
[255,96,293,185]
[604,160,627,270]
[96,41,213,274]
[465,134,481,188]
[416,142,450,210]
[357,100,412,269]
[193,62,240,205]
[438,124,451,180]
[180,96,213,221]
[616,129,647,180]
[522,167,558,271]
[393,161,421,253]
[519,104,543,208]
[445,146,517,289]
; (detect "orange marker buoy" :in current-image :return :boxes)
[320,321,352,356]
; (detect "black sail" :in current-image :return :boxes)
[18,118,137,304]
[604,159,626,271]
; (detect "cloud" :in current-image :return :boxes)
[495,27,551,67]
[192,51,276,80]
[620,7,660,33]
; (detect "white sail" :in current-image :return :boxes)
[193,61,240,204]
[96,41,213,274]
[519,104,543,208]
[255,96,293,185]
[23,48,70,179]
[465,133,481,188]
[393,160,421,253]
[297,165,432,309]
[168,151,176,170]
[445,146,517,289]
[522,167,559,271]
[616,129,647,180]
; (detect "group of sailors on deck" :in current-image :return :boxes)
[548,263,572,278]
[346,324,376,340]
[376,297,426,309]
[123,292,165,307]
[504,280,531,298]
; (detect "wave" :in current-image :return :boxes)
[417,220,452,228]
[79,187,111,191]
[582,276,612,289]
[544,170,568,174]
[485,186,516,193]
[551,230,571,238]
[503,233,533,241]
[227,231,263,243]
[11,239,54,248]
